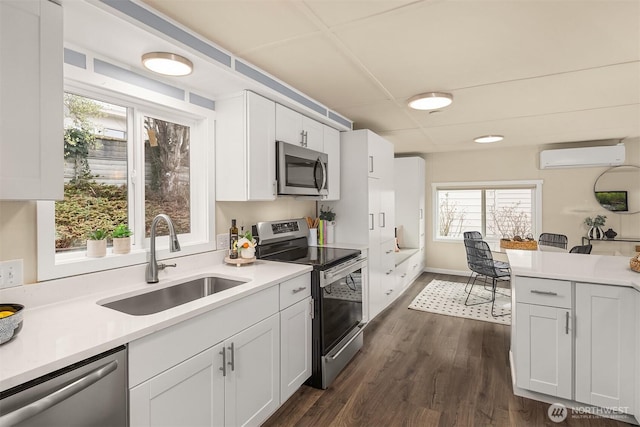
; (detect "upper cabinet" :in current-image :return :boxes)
[0,0,63,200]
[275,104,323,152]
[215,91,277,201]
[323,126,340,201]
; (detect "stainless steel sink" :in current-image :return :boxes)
[101,276,248,315]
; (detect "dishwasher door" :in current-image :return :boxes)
[0,346,127,427]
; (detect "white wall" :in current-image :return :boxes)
[424,138,640,273]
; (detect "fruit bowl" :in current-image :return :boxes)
[0,304,24,345]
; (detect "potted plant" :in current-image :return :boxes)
[237,231,256,259]
[86,228,107,257]
[319,205,336,244]
[112,224,132,255]
[584,215,607,240]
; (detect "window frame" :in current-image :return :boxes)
[37,80,215,281]
[431,180,543,243]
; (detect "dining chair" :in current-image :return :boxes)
[538,233,568,250]
[463,231,483,240]
[463,239,511,317]
[569,244,592,254]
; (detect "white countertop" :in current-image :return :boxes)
[506,250,640,291]
[0,252,311,392]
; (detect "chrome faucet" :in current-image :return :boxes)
[146,214,181,283]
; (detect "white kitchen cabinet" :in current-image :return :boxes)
[323,125,340,200]
[130,344,225,427]
[394,157,425,251]
[275,104,323,152]
[326,129,395,321]
[575,283,636,414]
[215,91,276,201]
[280,297,312,402]
[0,0,63,200]
[514,277,573,399]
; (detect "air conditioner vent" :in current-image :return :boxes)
[539,144,625,169]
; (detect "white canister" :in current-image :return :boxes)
[308,228,318,246]
[326,222,335,244]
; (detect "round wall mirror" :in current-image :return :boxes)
[593,165,640,214]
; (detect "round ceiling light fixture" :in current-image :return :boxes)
[407,92,453,110]
[142,52,193,76]
[474,135,504,144]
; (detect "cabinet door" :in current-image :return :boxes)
[515,303,572,399]
[575,284,636,413]
[0,0,63,200]
[130,344,225,427]
[275,104,304,146]
[247,92,277,200]
[280,297,312,402]
[302,116,323,152]
[323,125,340,200]
[378,141,395,243]
[225,313,280,427]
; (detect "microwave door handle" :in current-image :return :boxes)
[318,157,327,192]
[313,160,321,191]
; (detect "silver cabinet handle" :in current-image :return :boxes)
[300,130,306,146]
[530,290,558,296]
[0,360,118,426]
[292,286,307,294]
[369,213,374,230]
[385,289,393,295]
[228,343,235,372]
[401,273,406,278]
[419,208,423,219]
[385,249,393,254]
[379,212,386,228]
[565,311,570,335]
[219,348,227,377]
[386,269,393,275]
[368,155,374,173]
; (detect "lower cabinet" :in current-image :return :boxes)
[280,297,312,402]
[130,314,280,427]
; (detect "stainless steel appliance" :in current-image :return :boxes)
[276,141,329,197]
[255,218,366,389]
[0,346,127,426]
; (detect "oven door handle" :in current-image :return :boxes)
[321,255,367,287]
[326,324,365,362]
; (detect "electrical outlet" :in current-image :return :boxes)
[0,259,24,289]
[216,233,230,250]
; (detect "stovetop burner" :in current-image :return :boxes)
[259,245,360,269]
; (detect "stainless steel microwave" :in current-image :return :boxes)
[277,141,328,197]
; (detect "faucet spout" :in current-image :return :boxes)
[146,214,181,283]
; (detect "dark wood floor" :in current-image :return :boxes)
[264,272,631,427]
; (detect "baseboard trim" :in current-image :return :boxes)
[423,267,469,277]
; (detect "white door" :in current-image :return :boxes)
[575,284,636,413]
[225,313,280,427]
[280,297,312,402]
[275,104,303,146]
[129,344,225,427]
[247,92,276,200]
[515,303,572,399]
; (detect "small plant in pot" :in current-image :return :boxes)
[86,228,108,258]
[112,224,132,255]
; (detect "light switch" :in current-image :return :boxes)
[216,233,230,251]
[0,259,24,289]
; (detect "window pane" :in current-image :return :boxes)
[144,116,191,237]
[437,190,481,238]
[55,94,128,253]
[486,189,534,240]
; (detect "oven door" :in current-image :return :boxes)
[318,255,367,388]
[277,141,328,196]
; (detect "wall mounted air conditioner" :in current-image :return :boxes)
[539,144,625,169]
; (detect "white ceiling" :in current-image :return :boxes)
[89,0,640,154]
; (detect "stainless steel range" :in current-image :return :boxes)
[255,218,367,389]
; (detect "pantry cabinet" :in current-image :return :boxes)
[326,129,395,321]
[0,0,63,200]
[323,125,340,201]
[275,104,323,152]
[215,91,277,201]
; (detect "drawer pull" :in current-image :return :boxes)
[565,311,570,335]
[292,286,307,294]
[530,290,558,296]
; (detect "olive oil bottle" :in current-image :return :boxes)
[229,219,239,259]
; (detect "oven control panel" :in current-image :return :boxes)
[255,218,309,245]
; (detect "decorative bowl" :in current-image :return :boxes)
[0,304,24,345]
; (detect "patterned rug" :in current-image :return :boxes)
[408,279,511,325]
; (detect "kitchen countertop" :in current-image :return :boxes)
[0,252,311,392]
[506,250,640,291]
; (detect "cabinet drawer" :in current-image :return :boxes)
[515,276,572,308]
[280,273,311,309]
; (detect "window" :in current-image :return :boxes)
[38,84,214,280]
[433,181,542,241]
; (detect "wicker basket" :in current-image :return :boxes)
[500,239,538,250]
[631,255,640,273]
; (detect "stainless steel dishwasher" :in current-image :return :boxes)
[0,346,127,427]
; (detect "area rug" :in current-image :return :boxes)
[408,279,511,325]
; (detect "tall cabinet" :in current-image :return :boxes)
[326,129,394,321]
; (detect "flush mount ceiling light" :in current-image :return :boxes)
[474,135,504,144]
[407,92,453,110]
[142,52,193,76]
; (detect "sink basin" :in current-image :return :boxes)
[101,276,248,315]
